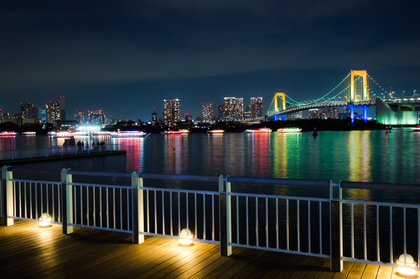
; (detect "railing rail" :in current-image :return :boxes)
[2,167,420,273]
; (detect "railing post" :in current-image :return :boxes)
[2,166,14,226]
[132,172,144,244]
[330,180,343,272]
[61,168,73,234]
[219,175,232,256]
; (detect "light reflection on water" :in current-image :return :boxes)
[2,129,420,188]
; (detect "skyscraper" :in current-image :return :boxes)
[250,97,263,119]
[218,105,225,121]
[201,103,213,122]
[224,97,243,121]
[45,100,61,125]
[21,103,37,119]
[163,99,180,127]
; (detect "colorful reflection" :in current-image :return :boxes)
[347,131,372,182]
[115,137,145,172]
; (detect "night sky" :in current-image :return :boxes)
[1,1,419,121]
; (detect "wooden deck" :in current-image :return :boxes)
[0,220,411,278]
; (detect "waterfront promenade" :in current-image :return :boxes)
[0,219,405,279]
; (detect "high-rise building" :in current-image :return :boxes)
[201,103,213,122]
[163,99,180,127]
[250,97,263,119]
[88,110,106,124]
[45,100,61,125]
[74,110,84,123]
[244,105,251,120]
[151,108,157,125]
[21,103,38,119]
[224,97,243,121]
[218,105,225,121]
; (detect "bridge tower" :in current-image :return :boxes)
[350,70,369,101]
[274,92,286,112]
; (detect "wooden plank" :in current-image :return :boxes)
[260,253,299,279]
[201,248,261,279]
[302,257,331,279]
[376,265,393,279]
[246,250,290,278]
[331,261,354,279]
[273,254,308,279]
[159,244,221,279]
[347,262,367,279]
[288,255,319,279]
[361,264,379,279]
[146,243,227,278]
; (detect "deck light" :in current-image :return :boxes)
[39,213,52,227]
[396,254,417,277]
[179,229,193,246]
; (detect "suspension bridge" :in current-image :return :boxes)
[266,70,420,125]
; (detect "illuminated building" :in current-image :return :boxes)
[21,103,38,119]
[181,113,192,122]
[88,110,106,124]
[163,99,179,127]
[152,107,157,125]
[250,97,263,119]
[74,111,84,123]
[218,105,225,121]
[45,100,61,125]
[244,105,251,120]
[224,97,243,121]
[308,108,320,119]
[201,103,213,122]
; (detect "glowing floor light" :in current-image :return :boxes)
[39,213,52,227]
[396,254,417,277]
[179,229,193,246]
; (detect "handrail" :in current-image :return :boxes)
[138,173,221,182]
[341,181,420,192]
[227,176,330,187]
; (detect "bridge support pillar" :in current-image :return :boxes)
[363,106,368,123]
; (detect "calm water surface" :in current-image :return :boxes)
[1,128,419,184]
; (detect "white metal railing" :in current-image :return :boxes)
[339,181,420,271]
[141,187,220,244]
[69,182,132,233]
[10,179,62,224]
[0,144,123,161]
[2,167,420,273]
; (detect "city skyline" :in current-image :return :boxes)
[1,1,418,121]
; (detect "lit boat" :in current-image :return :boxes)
[207,130,224,134]
[111,131,147,137]
[0,131,17,136]
[49,131,74,138]
[244,128,272,133]
[22,131,36,136]
[162,129,190,135]
[277,128,302,133]
[411,127,420,132]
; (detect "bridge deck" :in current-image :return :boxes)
[0,220,407,278]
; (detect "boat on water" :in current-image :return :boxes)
[111,131,147,137]
[207,129,224,134]
[0,131,18,136]
[161,129,189,135]
[277,128,302,133]
[244,128,272,133]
